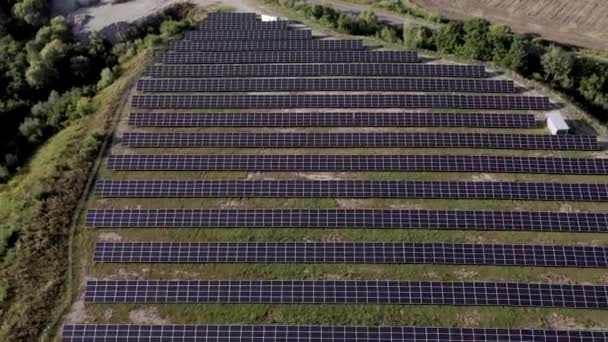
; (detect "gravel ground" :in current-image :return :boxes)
[50,0,265,40]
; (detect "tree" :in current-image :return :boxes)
[499,37,529,72]
[434,21,465,54]
[579,73,608,109]
[24,60,50,87]
[88,31,108,60]
[542,46,575,89]
[459,18,492,61]
[403,24,433,49]
[12,0,46,26]
[18,117,44,143]
[489,25,514,62]
[39,38,67,62]
[25,38,68,87]
[70,55,91,79]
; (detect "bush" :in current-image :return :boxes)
[403,24,433,49]
[160,19,190,37]
[459,18,492,61]
[542,46,575,89]
[579,73,608,110]
[96,67,116,90]
[434,21,465,54]
[144,34,163,48]
[378,26,400,43]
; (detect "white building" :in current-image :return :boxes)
[545,111,569,135]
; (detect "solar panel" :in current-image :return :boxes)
[183,30,312,40]
[121,132,597,150]
[135,78,515,93]
[205,12,258,21]
[105,155,608,175]
[94,241,608,268]
[155,51,419,64]
[105,154,608,174]
[83,279,608,308]
[144,64,487,78]
[168,40,364,51]
[195,21,290,30]
[85,208,608,232]
[127,112,537,128]
[93,180,608,201]
[130,94,553,110]
[61,324,608,342]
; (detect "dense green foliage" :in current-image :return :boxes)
[267,0,608,120]
[0,10,111,183]
[0,2,197,340]
[0,1,199,183]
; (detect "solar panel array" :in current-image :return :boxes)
[61,324,608,342]
[130,94,553,110]
[105,155,608,174]
[84,280,608,308]
[144,64,488,78]
[121,132,598,150]
[85,209,608,232]
[94,180,608,201]
[168,40,364,51]
[136,78,516,93]
[127,112,537,128]
[184,30,312,40]
[94,241,608,268]
[156,51,420,64]
[75,12,608,340]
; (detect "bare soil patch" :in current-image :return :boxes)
[128,307,169,325]
[412,0,608,49]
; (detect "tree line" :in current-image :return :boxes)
[269,0,608,121]
[0,0,193,182]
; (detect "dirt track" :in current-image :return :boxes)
[412,0,608,50]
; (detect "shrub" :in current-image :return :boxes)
[542,46,575,89]
[96,67,116,90]
[403,24,433,49]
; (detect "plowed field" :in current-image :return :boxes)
[412,0,608,50]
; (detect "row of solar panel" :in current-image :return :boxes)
[144,64,486,78]
[136,78,515,93]
[131,95,553,110]
[94,180,608,202]
[63,324,608,342]
[94,241,608,268]
[168,40,364,51]
[84,280,608,308]
[195,20,290,30]
[121,132,597,150]
[205,12,257,21]
[127,112,537,128]
[184,30,312,40]
[155,51,420,64]
[105,155,608,175]
[85,209,608,232]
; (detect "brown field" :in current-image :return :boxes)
[412,0,608,50]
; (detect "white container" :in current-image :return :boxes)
[546,111,569,135]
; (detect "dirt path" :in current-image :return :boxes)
[412,0,608,50]
[303,0,438,30]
